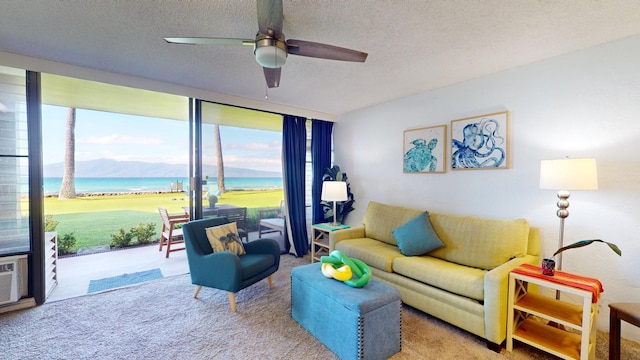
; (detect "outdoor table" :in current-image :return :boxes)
[182,204,238,218]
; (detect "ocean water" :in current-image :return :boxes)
[42,177,283,195]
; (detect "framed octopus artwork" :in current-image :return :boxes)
[450,111,510,170]
[403,125,447,173]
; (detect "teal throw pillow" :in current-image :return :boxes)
[392,212,444,256]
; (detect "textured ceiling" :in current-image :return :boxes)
[1,1,640,116]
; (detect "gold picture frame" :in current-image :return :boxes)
[403,125,447,173]
[450,111,510,170]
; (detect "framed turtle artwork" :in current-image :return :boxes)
[403,125,447,173]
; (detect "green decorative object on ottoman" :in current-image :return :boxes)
[291,263,401,360]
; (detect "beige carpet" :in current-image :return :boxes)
[1,254,638,359]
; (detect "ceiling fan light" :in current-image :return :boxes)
[255,45,287,68]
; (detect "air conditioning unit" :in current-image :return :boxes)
[0,256,20,305]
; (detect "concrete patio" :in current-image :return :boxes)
[47,231,287,302]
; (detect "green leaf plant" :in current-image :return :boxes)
[321,165,355,224]
[553,239,622,258]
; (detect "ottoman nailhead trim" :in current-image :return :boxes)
[358,316,365,360]
[399,303,403,351]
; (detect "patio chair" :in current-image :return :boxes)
[258,200,285,238]
[182,217,280,312]
[157,207,189,258]
[215,206,249,242]
[170,180,183,193]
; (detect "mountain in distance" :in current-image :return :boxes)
[43,159,281,178]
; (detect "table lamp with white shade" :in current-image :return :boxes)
[321,181,348,226]
[539,157,598,273]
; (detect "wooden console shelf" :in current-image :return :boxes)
[515,292,584,328]
[514,318,582,360]
[310,223,349,263]
[507,267,600,360]
[310,225,331,263]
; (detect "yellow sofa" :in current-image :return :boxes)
[329,201,540,348]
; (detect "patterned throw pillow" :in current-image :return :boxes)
[205,222,246,256]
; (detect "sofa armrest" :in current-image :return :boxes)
[244,238,279,256]
[244,238,281,269]
[329,226,365,251]
[482,254,539,344]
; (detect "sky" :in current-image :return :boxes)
[42,105,283,173]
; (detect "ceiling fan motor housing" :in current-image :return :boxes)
[254,34,288,68]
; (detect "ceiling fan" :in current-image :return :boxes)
[164,0,368,88]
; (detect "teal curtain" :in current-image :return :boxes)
[311,119,333,224]
[282,115,309,257]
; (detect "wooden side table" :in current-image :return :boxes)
[507,264,602,360]
[609,303,640,360]
[310,223,349,263]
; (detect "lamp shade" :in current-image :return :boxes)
[321,181,348,201]
[539,158,598,191]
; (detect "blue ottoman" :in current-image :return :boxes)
[291,263,401,360]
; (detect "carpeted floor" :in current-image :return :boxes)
[1,254,639,359]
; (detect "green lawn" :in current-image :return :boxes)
[39,190,284,253]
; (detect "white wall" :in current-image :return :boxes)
[335,34,640,341]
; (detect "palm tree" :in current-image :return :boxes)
[58,107,76,199]
[213,124,226,194]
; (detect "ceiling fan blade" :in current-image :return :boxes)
[257,0,283,38]
[164,37,254,46]
[263,67,281,88]
[286,39,368,62]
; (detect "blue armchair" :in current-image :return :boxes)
[182,217,281,312]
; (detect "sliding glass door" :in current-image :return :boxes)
[185,101,285,251]
[187,101,284,219]
[2,67,292,304]
[38,74,190,301]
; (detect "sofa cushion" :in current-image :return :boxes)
[334,238,404,273]
[428,213,529,270]
[362,201,424,246]
[240,253,276,279]
[392,212,444,256]
[393,255,486,301]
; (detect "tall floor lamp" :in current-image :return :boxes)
[321,181,348,226]
[539,157,598,273]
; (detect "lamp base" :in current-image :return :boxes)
[554,190,570,300]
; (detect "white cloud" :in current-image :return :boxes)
[78,134,164,145]
[225,140,281,152]
[205,154,282,172]
[98,154,189,164]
